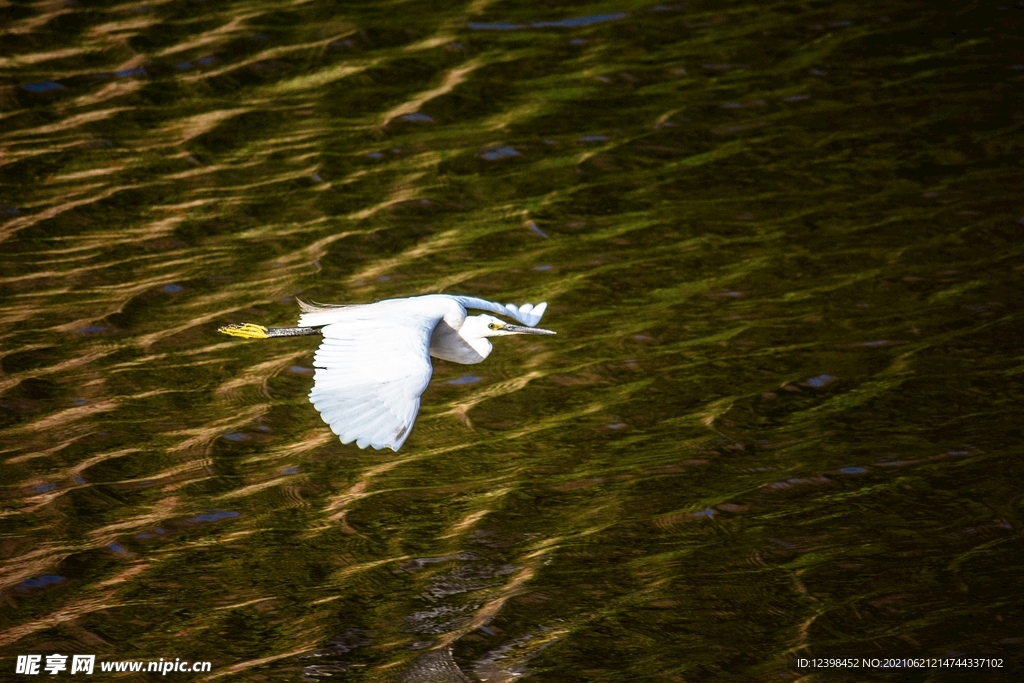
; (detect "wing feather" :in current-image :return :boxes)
[308,311,438,451]
[449,296,548,327]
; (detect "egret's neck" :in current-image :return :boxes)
[429,320,493,364]
[461,335,493,362]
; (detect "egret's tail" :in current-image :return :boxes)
[219,323,323,339]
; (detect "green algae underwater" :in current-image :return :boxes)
[2,0,1023,680]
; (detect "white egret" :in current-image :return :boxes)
[219,294,554,451]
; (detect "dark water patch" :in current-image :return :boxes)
[533,12,628,28]
[300,629,371,679]
[481,146,520,161]
[468,21,522,31]
[187,511,240,523]
[469,12,628,31]
[20,575,65,590]
[447,375,481,385]
[115,67,146,78]
[423,564,518,601]
[134,528,166,540]
[400,554,479,572]
[526,221,549,237]
[400,112,434,123]
[767,476,831,490]
[20,81,65,93]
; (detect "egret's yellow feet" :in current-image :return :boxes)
[219,323,269,339]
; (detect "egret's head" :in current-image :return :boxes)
[466,314,556,339]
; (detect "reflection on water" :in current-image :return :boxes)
[2,0,1023,679]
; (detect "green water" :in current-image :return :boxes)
[2,0,1023,680]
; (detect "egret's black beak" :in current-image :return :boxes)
[503,324,556,335]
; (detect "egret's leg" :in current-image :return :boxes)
[219,323,268,339]
[219,323,323,339]
[265,326,323,337]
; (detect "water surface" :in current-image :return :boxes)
[2,0,1023,680]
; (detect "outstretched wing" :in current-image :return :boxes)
[309,313,439,451]
[450,296,548,327]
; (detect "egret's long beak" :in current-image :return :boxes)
[503,324,556,335]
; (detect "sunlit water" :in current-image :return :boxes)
[2,1,1023,680]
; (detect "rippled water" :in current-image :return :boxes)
[2,0,1023,680]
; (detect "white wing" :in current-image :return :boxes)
[296,300,362,328]
[450,296,548,327]
[309,313,439,451]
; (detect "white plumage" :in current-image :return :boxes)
[297,294,553,451]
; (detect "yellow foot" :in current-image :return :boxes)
[218,323,269,339]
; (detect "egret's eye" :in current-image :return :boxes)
[488,322,502,330]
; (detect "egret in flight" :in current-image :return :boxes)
[219,295,554,451]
